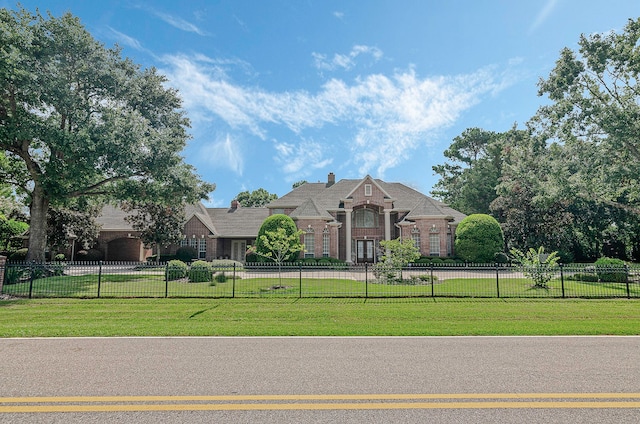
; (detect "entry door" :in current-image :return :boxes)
[231,240,246,262]
[356,240,375,263]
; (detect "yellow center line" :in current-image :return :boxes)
[1,393,640,403]
[1,394,640,413]
[1,401,640,412]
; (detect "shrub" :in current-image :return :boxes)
[54,253,66,261]
[215,272,228,283]
[175,246,197,262]
[75,248,103,261]
[166,260,187,281]
[567,273,599,282]
[594,257,627,283]
[188,260,213,283]
[455,214,504,263]
[3,266,27,285]
[8,248,28,262]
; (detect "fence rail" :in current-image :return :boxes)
[1,261,638,299]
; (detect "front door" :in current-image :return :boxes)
[356,240,375,263]
[231,240,246,262]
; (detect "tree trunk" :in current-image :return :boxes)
[26,186,49,262]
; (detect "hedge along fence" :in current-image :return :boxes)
[1,261,639,299]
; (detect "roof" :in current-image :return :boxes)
[207,207,269,238]
[96,204,135,231]
[268,177,466,224]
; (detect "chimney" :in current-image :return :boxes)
[231,199,240,209]
[326,172,335,188]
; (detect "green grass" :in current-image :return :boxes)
[3,273,638,298]
[0,297,638,337]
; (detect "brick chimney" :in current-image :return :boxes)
[231,199,240,209]
[326,172,335,188]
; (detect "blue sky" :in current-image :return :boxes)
[5,1,640,207]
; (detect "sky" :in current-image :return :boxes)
[4,0,640,207]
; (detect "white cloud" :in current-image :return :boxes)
[313,45,383,71]
[529,0,558,34]
[273,139,333,175]
[161,53,515,179]
[105,26,146,52]
[199,134,244,175]
[141,6,208,36]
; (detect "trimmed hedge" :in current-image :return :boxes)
[455,214,504,263]
[166,260,187,281]
[188,260,214,283]
[594,257,627,283]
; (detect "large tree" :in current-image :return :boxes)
[533,17,640,215]
[0,8,213,261]
[235,188,278,207]
[431,127,503,215]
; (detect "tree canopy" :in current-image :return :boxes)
[0,8,214,261]
[235,188,278,207]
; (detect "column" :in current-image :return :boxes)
[383,209,391,241]
[345,209,352,263]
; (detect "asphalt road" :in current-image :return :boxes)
[1,336,639,423]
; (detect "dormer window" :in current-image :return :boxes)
[364,184,372,196]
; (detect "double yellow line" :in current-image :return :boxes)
[1,393,640,412]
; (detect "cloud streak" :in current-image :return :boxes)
[161,50,514,178]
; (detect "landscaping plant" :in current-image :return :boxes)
[510,246,560,289]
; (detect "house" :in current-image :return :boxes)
[92,173,465,263]
[266,173,466,263]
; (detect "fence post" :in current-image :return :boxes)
[365,263,368,298]
[625,265,631,299]
[165,262,169,298]
[0,255,6,295]
[232,263,236,299]
[299,262,303,299]
[495,263,500,298]
[97,261,103,298]
[28,261,35,299]
[430,263,434,297]
[560,264,565,298]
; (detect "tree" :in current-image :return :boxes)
[510,246,560,289]
[533,18,640,216]
[432,128,503,215]
[0,8,213,261]
[122,202,186,262]
[235,188,278,207]
[454,214,504,263]
[46,201,101,258]
[376,237,420,284]
[248,214,304,288]
[292,180,307,189]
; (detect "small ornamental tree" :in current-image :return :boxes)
[377,237,421,284]
[249,214,304,288]
[510,246,560,289]
[454,214,504,263]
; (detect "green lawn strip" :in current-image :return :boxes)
[3,273,638,299]
[0,298,638,337]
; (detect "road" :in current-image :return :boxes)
[0,336,639,423]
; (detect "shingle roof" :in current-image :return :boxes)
[96,204,135,231]
[207,207,270,238]
[267,177,466,224]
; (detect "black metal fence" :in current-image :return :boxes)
[1,261,638,299]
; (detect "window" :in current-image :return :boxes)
[198,238,206,259]
[272,208,284,215]
[353,208,378,228]
[411,228,421,250]
[429,233,440,256]
[189,238,197,249]
[322,229,330,257]
[304,231,315,258]
[364,184,372,196]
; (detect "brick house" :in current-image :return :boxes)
[92,173,465,263]
[267,173,466,263]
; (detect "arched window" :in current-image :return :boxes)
[353,208,378,228]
